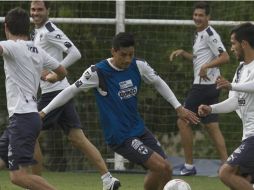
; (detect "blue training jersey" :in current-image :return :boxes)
[95,58,145,145]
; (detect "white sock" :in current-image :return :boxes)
[184,163,194,169]
[101,172,112,184]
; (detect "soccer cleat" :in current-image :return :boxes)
[180,165,197,176]
[103,177,121,190]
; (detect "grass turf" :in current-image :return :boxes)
[0,170,228,190]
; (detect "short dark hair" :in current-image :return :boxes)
[32,0,50,9]
[112,32,135,50]
[231,22,254,49]
[193,1,210,15]
[5,7,30,36]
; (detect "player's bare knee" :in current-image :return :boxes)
[157,160,171,178]
[218,167,229,182]
[68,135,81,147]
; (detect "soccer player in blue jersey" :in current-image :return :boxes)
[170,1,229,176]
[0,7,67,190]
[199,22,254,190]
[30,1,120,189]
[40,32,199,190]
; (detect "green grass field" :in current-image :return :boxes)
[0,170,228,190]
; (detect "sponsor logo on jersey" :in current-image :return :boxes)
[119,80,133,89]
[118,86,137,99]
[118,80,137,99]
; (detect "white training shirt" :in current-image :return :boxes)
[33,21,81,94]
[42,58,181,114]
[211,60,254,140]
[0,40,60,117]
[193,26,226,84]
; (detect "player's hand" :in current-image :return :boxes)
[216,76,232,90]
[199,64,210,82]
[45,72,58,83]
[40,69,51,81]
[176,106,200,124]
[169,49,184,62]
[39,111,46,119]
[198,104,212,117]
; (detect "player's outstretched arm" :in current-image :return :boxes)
[41,84,81,117]
[169,49,193,62]
[198,96,238,117]
[151,76,199,124]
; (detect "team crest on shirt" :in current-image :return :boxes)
[118,80,137,99]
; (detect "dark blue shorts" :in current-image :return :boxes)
[184,84,220,124]
[0,113,41,170]
[109,128,167,168]
[38,90,82,134]
[227,136,254,179]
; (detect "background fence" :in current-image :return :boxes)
[0,1,248,172]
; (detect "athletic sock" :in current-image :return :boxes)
[101,172,112,184]
[184,163,194,169]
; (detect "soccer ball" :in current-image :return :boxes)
[163,179,191,190]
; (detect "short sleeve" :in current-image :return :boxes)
[0,41,15,57]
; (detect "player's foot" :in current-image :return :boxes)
[103,177,121,190]
[180,165,197,176]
